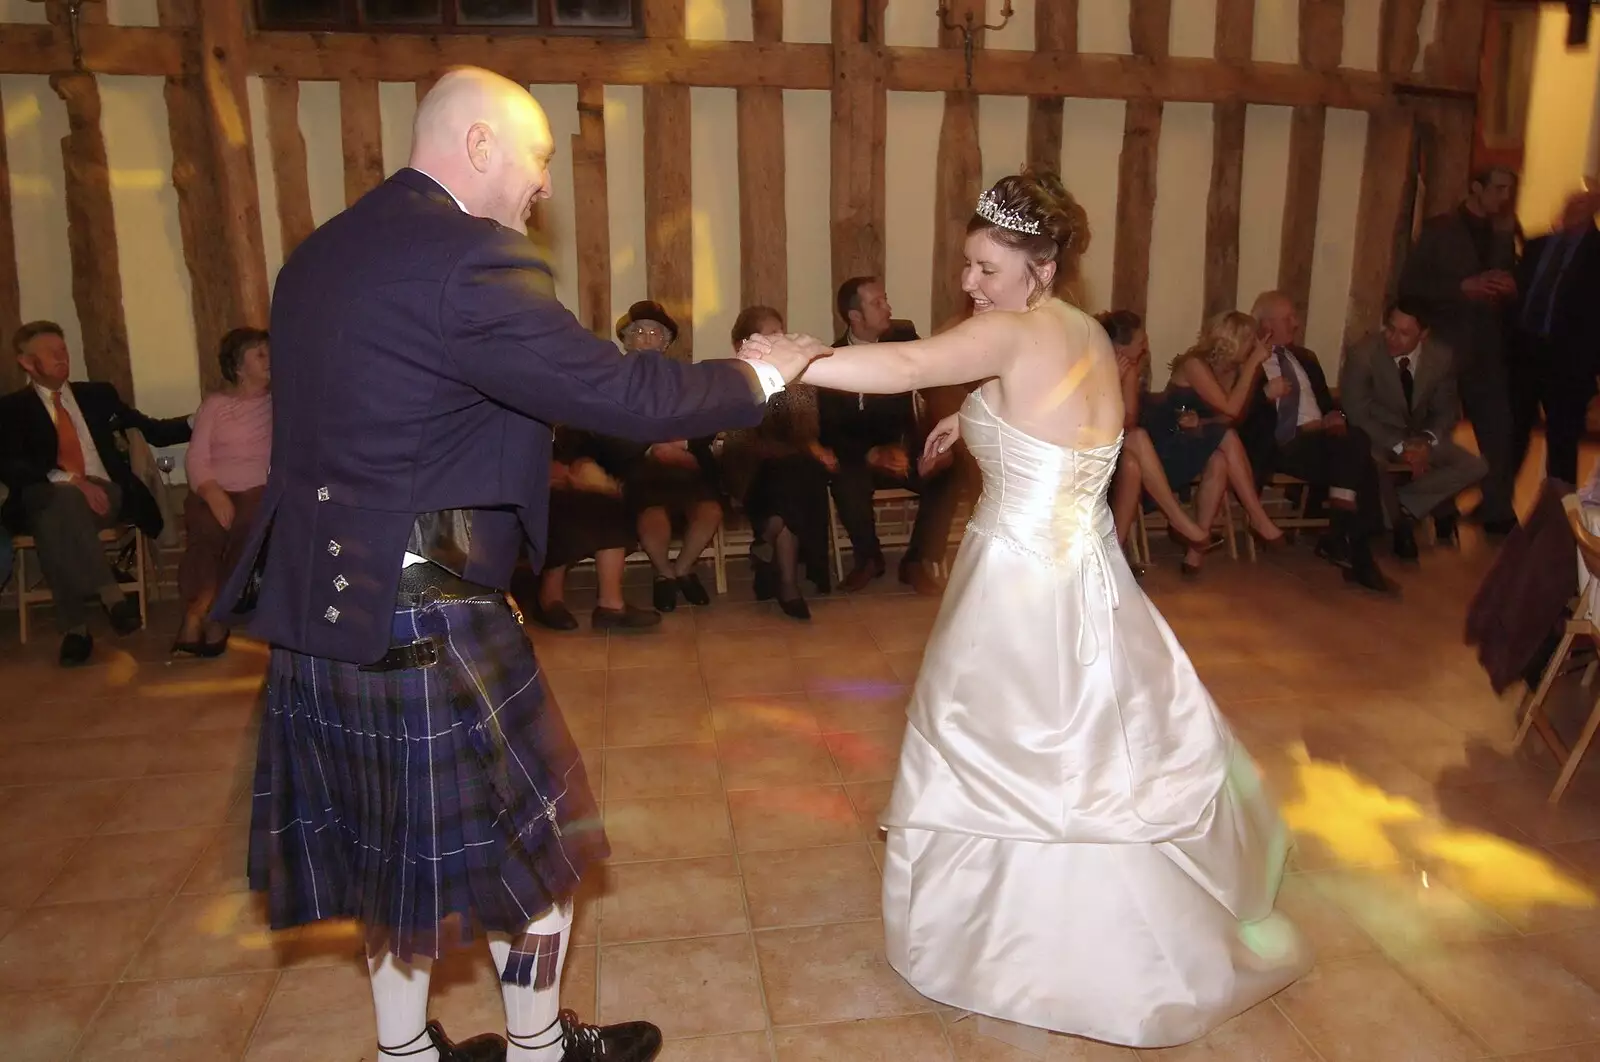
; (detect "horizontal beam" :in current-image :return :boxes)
[248,33,834,88]
[0,24,187,75]
[0,23,1476,112]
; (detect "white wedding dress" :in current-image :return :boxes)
[881,388,1311,1049]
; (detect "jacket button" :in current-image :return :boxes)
[324,606,340,623]
[327,540,341,556]
[317,487,330,501]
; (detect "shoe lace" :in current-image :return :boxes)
[560,1010,605,1054]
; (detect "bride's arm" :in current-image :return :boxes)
[746,313,1019,395]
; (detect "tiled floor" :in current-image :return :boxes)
[10,494,1600,1060]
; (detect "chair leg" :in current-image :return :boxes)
[1220,493,1239,561]
[136,534,149,628]
[16,545,27,645]
[712,528,727,596]
[1552,690,1600,803]
[828,496,845,585]
[1514,629,1577,750]
[1135,508,1150,566]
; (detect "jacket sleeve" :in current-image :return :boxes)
[441,228,767,442]
[1426,351,1464,442]
[109,389,193,448]
[0,397,51,494]
[1337,342,1401,453]
[818,388,872,463]
[1400,220,1470,310]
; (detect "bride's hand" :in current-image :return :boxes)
[739,332,831,383]
[919,413,961,477]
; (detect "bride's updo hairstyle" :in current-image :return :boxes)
[966,168,1090,304]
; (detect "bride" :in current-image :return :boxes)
[741,170,1310,1048]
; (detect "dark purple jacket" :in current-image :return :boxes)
[214,168,765,663]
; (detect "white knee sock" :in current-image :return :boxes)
[489,903,574,1062]
[369,951,439,1062]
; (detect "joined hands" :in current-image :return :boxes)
[739,332,833,383]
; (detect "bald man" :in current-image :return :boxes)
[215,68,820,1062]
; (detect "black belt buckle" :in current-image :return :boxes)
[360,636,442,673]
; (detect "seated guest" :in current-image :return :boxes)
[593,300,722,612]
[516,428,660,632]
[1103,310,1152,562]
[722,305,833,620]
[1340,300,1486,559]
[0,320,192,665]
[1251,291,1393,592]
[823,275,958,595]
[174,327,272,656]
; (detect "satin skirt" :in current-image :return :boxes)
[881,524,1310,1048]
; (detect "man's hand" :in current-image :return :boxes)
[1463,271,1517,302]
[647,440,700,469]
[73,477,110,517]
[1402,438,1431,476]
[740,332,832,383]
[197,483,234,529]
[549,460,573,491]
[1265,376,1291,402]
[1176,409,1201,431]
[1321,411,1347,436]
[867,444,910,479]
[808,442,839,474]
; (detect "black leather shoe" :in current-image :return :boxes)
[424,1020,506,1062]
[1392,519,1419,562]
[778,596,811,621]
[532,601,580,631]
[1313,532,1351,569]
[592,604,662,630]
[652,576,677,612]
[676,572,711,607]
[1344,555,1399,595]
[105,597,142,636]
[1434,511,1459,545]
[59,632,93,667]
[537,1010,662,1062]
[751,558,777,601]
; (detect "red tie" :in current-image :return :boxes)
[53,390,86,479]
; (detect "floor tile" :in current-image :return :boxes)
[599,934,767,1039]
[603,794,734,862]
[1274,954,1487,1062]
[0,985,108,1062]
[44,826,213,905]
[74,972,277,1062]
[773,1012,951,1060]
[728,786,863,852]
[754,920,929,1026]
[603,742,722,800]
[741,845,882,929]
[0,899,165,990]
[598,856,748,943]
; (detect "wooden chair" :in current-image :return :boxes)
[1513,494,1600,803]
[1131,487,1245,567]
[828,488,952,583]
[11,526,151,644]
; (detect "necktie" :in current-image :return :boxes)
[52,390,86,479]
[1274,348,1302,444]
[1398,356,1415,411]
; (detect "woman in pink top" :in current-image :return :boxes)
[175,327,271,656]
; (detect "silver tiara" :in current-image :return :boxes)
[976,189,1042,235]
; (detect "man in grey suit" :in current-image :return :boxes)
[1398,167,1520,535]
[1340,301,1487,560]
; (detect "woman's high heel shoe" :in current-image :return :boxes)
[778,596,810,621]
[1250,526,1288,551]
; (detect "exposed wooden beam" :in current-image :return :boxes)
[1301,0,1347,72]
[1419,102,1476,216]
[830,0,888,315]
[932,0,984,332]
[1025,0,1075,171]
[416,76,438,103]
[644,0,693,357]
[199,0,270,329]
[241,33,1470,109]
[1112,101,1162,318]
[1204,102,1246,324]
[735,0,787,316]
[0,24,186,76]
[159,0,229,393]
[1276,1,1343,329]
[1205,0,1253,324]
[1344,105,1415,348]
[572,82,611,338]
[340,78,384,207]
[50,73,132,397]
[1424,0,1491,87]
[1380,0,1429,77]
[1215,0,1255,63]
[264,76,315,261]
[0,80,20,393]
[1129,0,1172,60]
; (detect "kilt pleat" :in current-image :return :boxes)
[248,595,605,979]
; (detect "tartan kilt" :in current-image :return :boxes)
[247,593,605,976]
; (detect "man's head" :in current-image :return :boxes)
[409,66,555,231]
[1466,167,1518,218]
[837,276,893,342]
[1250,291,1299,348]
[14,321,69,390]
[1383,301,1427,357]
[1556,188,1600,233]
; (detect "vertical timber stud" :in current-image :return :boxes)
[643,0,694,357]
[340,78,385,207]
[264,77,315,261]
[572,81,612,337]
[160,0,232,394]
[198,0,270,333]
[0,80,20,392]
[737,0,788,316]
[830,0,888,332]
[1025,0,1076,173]
[1420,0,1490,216]
[932,0,984,334]
[1111,0,1170,319]
[1203,0,1253,324]
[1277,0,1344,330]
